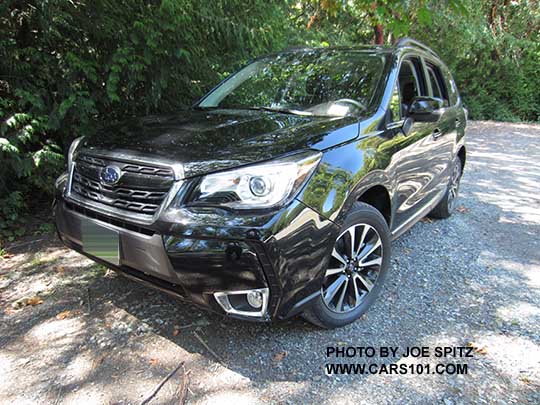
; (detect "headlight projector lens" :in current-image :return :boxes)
[249,176,271,197]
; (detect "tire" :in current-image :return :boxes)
[303,202,391,329]
[429,157,463,219]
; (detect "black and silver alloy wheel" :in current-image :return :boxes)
[322,224,383,313]
[430,157,463,219]
[447,159,462,211]
[303,202,391,329]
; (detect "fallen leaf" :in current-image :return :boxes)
[11,296,44,309]
[475,346,488,355]
[28,296,43,305]
[467,342,488,355]
[149,358,158,366]
[55,266,66,274]
[456,206,470,213]
[519,376,532,385]
[173,326,180,336]
[56,310,71,320]
[25,296,43,306]
[273,351,288,362]
[55,309,81,320]
[420,217,433,223]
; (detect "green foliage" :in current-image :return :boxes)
[296,0,539,121]
[0,191,26,241]
[410,0,540,122]
[0,0,292,235]
[0,0,538,238]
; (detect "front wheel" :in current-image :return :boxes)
[303,202,391,329]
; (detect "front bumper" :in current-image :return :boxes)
[54,191,339,321]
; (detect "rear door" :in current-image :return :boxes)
[423,58,456,195]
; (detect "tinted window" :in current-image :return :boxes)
[398,57,425,116]
[426,62,448,105]
[427,67,442,99]
[442,66,459,106]
[199,51,387,117]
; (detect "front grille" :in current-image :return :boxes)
[70,153,175,216]
[65,201,155,236]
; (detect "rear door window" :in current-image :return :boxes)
[425,61,449,105]
[427,67,443,99]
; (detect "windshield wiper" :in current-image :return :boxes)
[245,106,314,116]
[194,105,314,116]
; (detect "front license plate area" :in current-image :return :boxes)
[81,219,120,266]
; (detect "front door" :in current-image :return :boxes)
[389,56,447,231]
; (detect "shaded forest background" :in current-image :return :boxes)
[0,0,539,241]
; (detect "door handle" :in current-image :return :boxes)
[432,128,443,139]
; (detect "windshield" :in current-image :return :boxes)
[198,51,386,117]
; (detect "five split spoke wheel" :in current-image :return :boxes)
[447,160,462,211]
[322,223,383,313]
[303,202,390,329]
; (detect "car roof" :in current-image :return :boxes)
[271,38,439,59]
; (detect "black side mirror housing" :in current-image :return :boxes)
[408,96,444,122]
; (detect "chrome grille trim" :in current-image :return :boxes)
[68,152,179,223]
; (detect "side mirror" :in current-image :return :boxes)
[408,96,444,122]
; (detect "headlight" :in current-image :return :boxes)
[186,151,322,209]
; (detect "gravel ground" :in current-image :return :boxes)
[1,121,539,404]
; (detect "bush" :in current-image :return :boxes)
[0,0,293,237]
[0,0,538,239]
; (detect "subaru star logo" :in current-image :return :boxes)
[100,165,121,185]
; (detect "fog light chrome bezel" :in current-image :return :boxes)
[214,288,269,318]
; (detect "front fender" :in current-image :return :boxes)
[296,133,394,229]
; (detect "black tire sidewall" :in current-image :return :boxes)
[308,202,391,328]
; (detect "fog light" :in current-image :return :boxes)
[247,290,263,308]
[213,288,269,318]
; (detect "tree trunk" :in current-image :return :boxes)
[374,24,384,44]
[371,1,384,44]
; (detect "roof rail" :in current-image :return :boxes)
[394,38,438,56]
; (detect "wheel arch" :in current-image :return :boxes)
[331,170,394,230]
[356,185,392,226]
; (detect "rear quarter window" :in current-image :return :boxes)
[442,66,459,106]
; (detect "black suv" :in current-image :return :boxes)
[54,39,466,328]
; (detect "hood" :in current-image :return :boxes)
[83,109,359,178]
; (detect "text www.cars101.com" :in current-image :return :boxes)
[325,362,468,375]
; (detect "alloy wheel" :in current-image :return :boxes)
[447,161,462,211]
[322,223,383,313]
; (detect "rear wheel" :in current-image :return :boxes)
[303,202,391,329]
[430,157,463,219]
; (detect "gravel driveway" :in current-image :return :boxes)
[1,121,539,404]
